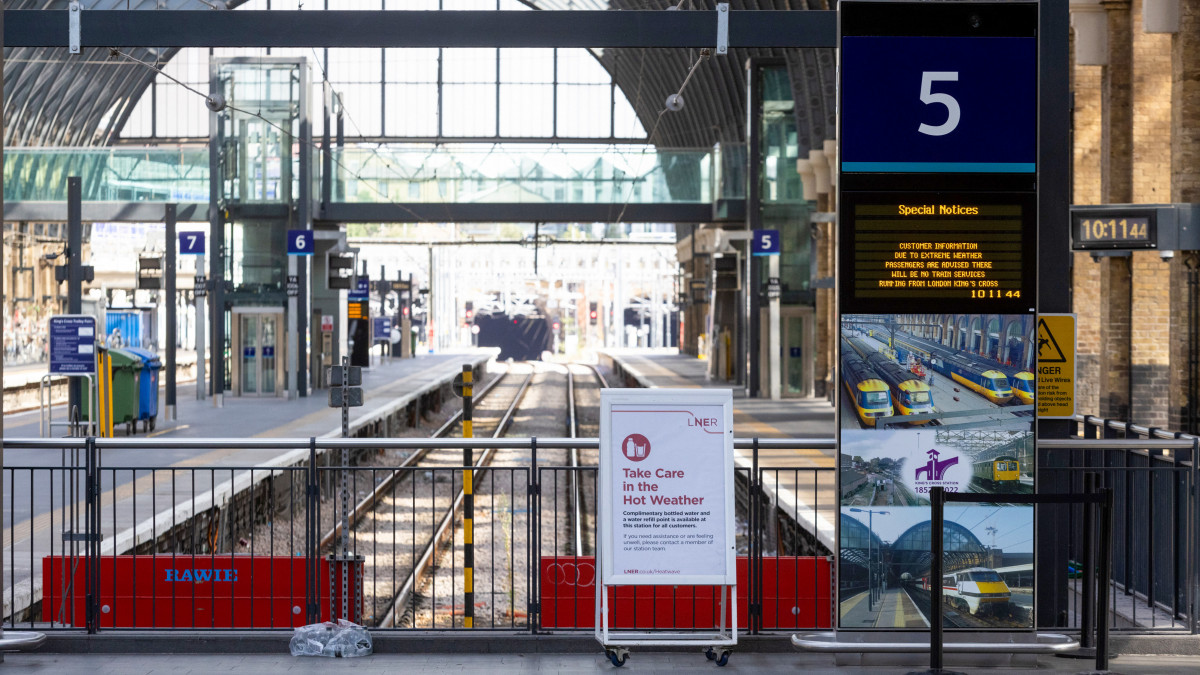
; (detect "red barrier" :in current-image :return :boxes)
[42,555,359,628]
[539,556,833,630]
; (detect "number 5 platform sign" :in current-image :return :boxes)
[840,2,1036,174]
[751,229,780,256]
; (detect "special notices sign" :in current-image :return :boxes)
[599,389,735,586]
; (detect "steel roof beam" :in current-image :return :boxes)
[5,9,836,49]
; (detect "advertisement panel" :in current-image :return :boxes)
[837,1,1038,632]
[599,389,735,586]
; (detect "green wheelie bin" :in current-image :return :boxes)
[83,348,143,435]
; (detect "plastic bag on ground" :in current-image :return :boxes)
[289,619,373,658]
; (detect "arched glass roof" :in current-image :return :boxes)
[4,1,835,153]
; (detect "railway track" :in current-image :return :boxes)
[374,363,535,628]
[325,361,605,629]
[565,363,606,557]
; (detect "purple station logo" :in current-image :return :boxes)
[915,448,958,481]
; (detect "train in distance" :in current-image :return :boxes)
[840,337,893,427]
[845,336,935,424]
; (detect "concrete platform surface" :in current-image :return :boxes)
[598,349,836,440]
[2,650,1189,674]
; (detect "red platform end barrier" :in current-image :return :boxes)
[42,555,361,629]
[539,555,833,630]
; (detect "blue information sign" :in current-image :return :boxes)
[840,36,1036,173]
[349,276,370,301]
[49,315,97,375]
[287,229,315,255]
[178,231,206,255]
[373,317,393,339]
[751,229,781,256]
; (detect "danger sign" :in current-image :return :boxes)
[598,389,735,586]
[1037,314,1076,418]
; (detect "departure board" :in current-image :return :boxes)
[839,191,1036,313]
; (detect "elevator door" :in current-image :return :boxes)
[239,313,279,396]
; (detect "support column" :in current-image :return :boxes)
[165,204,177,420]
[1098,0,1134,420]
[1169,0,1200,430]
[768,254,781,400]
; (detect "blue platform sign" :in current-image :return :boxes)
[287,229,315,255]
[840,36,1036,173]
[49,315,96,375]
[178,231,205,255]
[349,276,370,301]
[751,229,781,256]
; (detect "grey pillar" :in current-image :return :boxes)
[165,204,177,420]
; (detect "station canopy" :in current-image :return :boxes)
[3,1,834,154]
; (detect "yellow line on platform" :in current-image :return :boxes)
[147,424,189,438]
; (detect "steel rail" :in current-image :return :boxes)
[318,366,512,551]
[378,369,535,628]
[2,437,838,451]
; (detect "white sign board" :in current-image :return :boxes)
[599,388,735,586]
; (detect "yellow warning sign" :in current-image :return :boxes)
[1037,314,1076,418]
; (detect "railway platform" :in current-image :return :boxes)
[598,348,835,440]
[5,646,1195,673]
[1,350,496,624]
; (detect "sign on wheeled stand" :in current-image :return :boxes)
[595,388,736,667]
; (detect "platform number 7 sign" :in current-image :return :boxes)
[178,231,205,255]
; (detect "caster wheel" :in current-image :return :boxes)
[715,651,731,667]
[149,417,156,432]
[705,647,717,661]
[606,649,628,667]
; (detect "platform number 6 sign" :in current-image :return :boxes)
[287,229,314,256]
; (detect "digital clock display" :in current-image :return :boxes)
[839,191,1036,313]
[1071,212,1157,250]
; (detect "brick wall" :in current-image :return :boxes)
[1072,25,1104,418]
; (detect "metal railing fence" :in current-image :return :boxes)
[5,432,1194,637]
[1,436,837,635]
[1040,434,1198,634]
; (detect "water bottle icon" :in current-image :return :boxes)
[622,434,650,462]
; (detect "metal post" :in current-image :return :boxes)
[307,438,319,624]
[195,251,206,401]
[1097,487,1114,671]
[751,437,759,634]
[165,204,177,420]
[209,64,225,408]
[1080,472,1096,651]
[930,486,944,672]
[462,364,474,628]
[529,436,539,633]
[339,357,350,619]
[296,60,311,399]
[67,177,83,414]
[1035,0,1072,628]
[1,12,7,651]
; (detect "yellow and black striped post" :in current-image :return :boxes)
[96,348,114,438]
[461,364,474,628]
